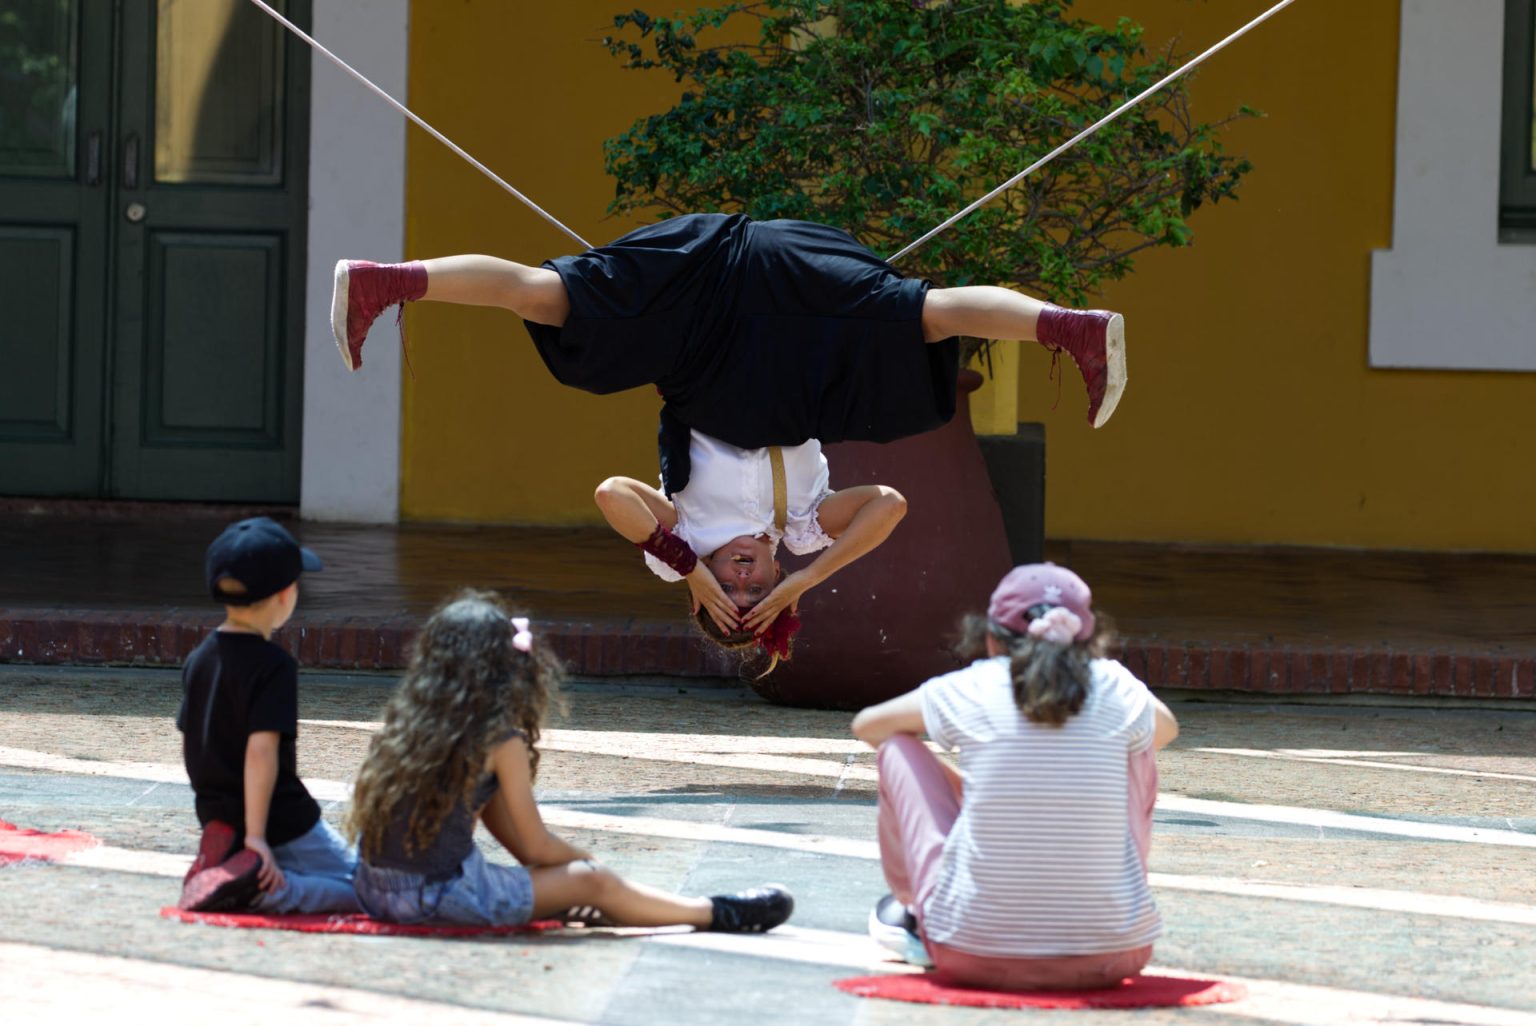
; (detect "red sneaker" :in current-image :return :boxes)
[1036,307,1127,428]
[183,820,239,885]
[330,260,427,371]
[178,849,263,912]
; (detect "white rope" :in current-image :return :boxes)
[244,0,592,250]
[885,0,1299,264]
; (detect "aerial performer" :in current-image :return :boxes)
[332,213,1126,669]
[245,0,1296,669]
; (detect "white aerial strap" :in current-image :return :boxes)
[886,0,1299,263]
[243,0,591,250]
[245,0,1297,260]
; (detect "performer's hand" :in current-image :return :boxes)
[742,571,811,635]
[686,565,741,635]
[245,836,285,893]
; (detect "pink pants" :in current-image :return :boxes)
[876,734,1157,991]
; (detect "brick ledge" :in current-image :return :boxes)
[0,610,1530,698]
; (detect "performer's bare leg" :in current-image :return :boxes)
[920,286,1045,344]
[920,285,1126,429]
[417,256,569,327]
[330,255,568,371]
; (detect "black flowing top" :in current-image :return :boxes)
[522,214,959,494]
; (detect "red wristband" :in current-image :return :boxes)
[636,523,698,577]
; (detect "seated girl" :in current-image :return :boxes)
[348,591,793,933]
[851,564,1178,990]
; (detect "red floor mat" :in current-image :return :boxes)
[160,906,563,937]
[0,819,99,865]
[834,972,1247,1010]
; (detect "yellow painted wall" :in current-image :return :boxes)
[405,1,1536,552]
[1044,0,1536,552]
[401,3,695,523]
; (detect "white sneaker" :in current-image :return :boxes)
[867,893,934,968]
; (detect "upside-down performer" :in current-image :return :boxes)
[333,214,1126,668]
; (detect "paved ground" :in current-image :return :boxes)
[2,665,1535,1025]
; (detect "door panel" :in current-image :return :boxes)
[0,227,75,440]
[110,0,309,501]
[144,232,284,446]
[0,0,79,177]
[154,0,287,185]
[0,0,308,501]
[0,0,110,497]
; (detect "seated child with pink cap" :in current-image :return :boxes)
[851,563,1178,990]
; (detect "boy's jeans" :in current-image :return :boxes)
[254,819,359,915]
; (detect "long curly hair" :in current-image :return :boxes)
[955,606,1115,727]
[347,590,563,859]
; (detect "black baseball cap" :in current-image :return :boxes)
[205,517,323,606]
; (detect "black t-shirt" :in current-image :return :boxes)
[176,631,321,846]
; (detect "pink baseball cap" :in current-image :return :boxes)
[987,563,1096,642]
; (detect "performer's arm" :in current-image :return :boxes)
[593,477,740,633]
[593,476,676,540]
[741,485,907,634]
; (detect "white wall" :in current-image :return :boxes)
[1370,0,1536,372]
[300,0,407,522]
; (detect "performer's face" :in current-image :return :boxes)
[704,535,779,610]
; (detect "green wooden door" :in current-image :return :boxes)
[0,0,112,496]
[0,0,310,501]
[111,0,310,501]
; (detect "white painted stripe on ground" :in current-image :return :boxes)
[1155,792,1536,847]
[0,940,565,1025]
[302,721,884,783]
[38,814,1536,932]
[5,926,1534,1026]
[304,721,873,756]
[14,746,1536,925]
[1195,746,1536,784]
[629,934,1536,1026]
[28,836,1536,1023]
[1145,873,1536,926]
[0,746,190,784]
[616,923,924,974]
[1151,966,1536,1026]
[0,745,351,801]
[8,742,1531,849]
[538,806,879,860]
[62,843,189,878]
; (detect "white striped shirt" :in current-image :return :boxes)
[918,656,1161,957]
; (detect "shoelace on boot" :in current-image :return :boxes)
[1046,346,1064,411]
[395,305,416,381]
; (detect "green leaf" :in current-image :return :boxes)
[599,0,1255,332]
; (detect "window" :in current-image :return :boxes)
[1501,0,1536,235]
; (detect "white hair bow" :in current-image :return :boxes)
[1027,607,1082,645]
[511,616,533,653]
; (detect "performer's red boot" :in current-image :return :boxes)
[1036,307,1127,428]
[331,259,427,371]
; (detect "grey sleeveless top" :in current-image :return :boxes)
[368,730,525,881]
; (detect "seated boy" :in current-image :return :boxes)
[177,516,359,914]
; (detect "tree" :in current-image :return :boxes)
[602,0,1254,350]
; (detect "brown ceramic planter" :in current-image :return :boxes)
[752,369,1013,709]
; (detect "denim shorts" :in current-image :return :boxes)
[355,847,535,926]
